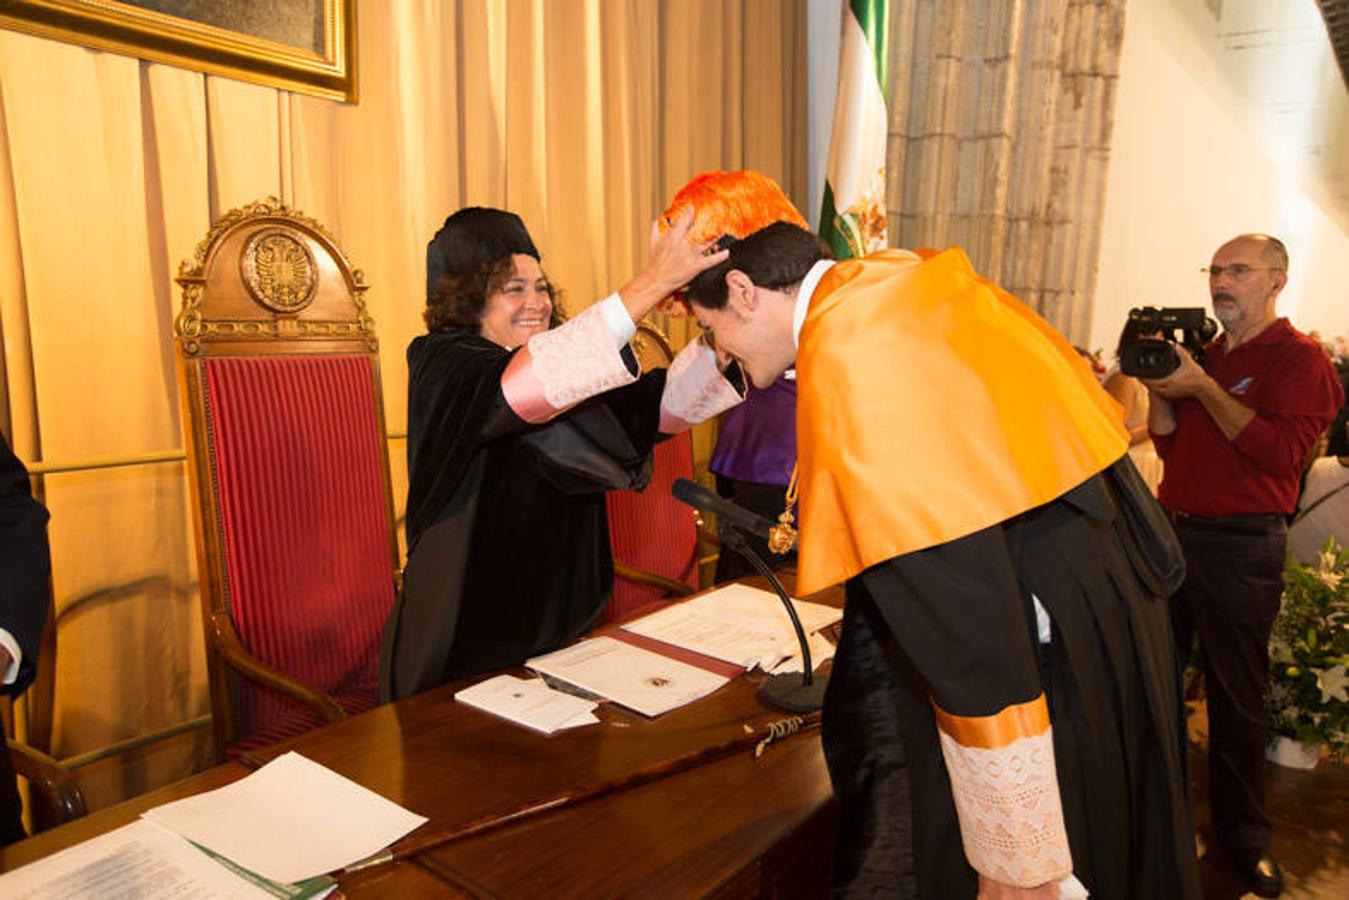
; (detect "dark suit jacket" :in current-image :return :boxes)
[0,433,49,698]
[0,432,50,845]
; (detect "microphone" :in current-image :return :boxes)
[671,478,774,540]
[671,478,828,714]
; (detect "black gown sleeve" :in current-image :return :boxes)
[405,334,661,545]
[858,523,1042,717]
[852,523,1075,889]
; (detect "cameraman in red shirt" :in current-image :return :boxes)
[1144,233,1343,898]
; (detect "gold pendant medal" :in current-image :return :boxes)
[767,465,799,555]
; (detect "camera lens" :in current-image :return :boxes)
[1120,339,1179,378]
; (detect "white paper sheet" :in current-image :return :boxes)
[692,583,840,632]
[621,583,840,672]
[764,630,838,674]
[527,636,729,716]
[0,819,276,899]
[142,752,427,885]
[455,674,599,734]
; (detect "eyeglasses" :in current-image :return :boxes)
[1200,264,1284,279]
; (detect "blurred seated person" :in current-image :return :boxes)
[1327,356,1349,456]
[1289,454,1349,565]
[1103,325,1164,493]
[1,432,51,846]
[380,208,738,700]
[1073,344,1107,379]
[657,171,811,582]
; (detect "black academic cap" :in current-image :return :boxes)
[426,207,540,302]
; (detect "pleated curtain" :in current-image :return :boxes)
[0,0,806,809]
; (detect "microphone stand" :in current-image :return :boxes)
[717,522,829,714]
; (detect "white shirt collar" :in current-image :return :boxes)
[793,259,836,349]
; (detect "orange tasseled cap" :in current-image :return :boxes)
[661,170,807,243]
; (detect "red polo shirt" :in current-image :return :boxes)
[1153,318,1344,516]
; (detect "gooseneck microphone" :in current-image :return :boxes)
[671,478,828,713]
[671,478,774,539]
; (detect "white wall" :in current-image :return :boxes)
[1090,0,1349,354]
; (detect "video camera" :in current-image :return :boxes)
[1118,306,1218,378]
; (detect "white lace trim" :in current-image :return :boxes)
[526,302,636,410]
[659,339,743,429]
[937,726,1073,888]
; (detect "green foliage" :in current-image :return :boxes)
[1267,537,1349,761]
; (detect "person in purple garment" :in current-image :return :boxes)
[711,375,797,581]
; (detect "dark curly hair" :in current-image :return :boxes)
[424,255,565,333]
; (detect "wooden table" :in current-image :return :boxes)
[417,732,834,898]
[1,582,840,897]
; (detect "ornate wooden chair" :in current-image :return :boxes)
[604,324,709,621]
[174,199,399,759]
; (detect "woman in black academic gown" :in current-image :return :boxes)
[379,208,739,700]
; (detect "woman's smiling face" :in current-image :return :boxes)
[479,254,553,348]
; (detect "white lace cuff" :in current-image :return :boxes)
[659,339,744,433]
[935,701,1073,888]
[500,302,638,423]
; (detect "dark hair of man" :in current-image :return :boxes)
[686,222,831,309]
[424,257,565,333]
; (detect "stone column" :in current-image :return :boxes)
[887,0,1127,342]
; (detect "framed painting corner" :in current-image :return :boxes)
[0,0,358,103]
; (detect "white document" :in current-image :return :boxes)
[455,674,599,734]
[765,630,838,674]
[621,583,840,672]
[527,636,729,717]
[0,819,275,899]
[143,752,427,885]
[695,583,840,633]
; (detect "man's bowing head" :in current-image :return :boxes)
[659,170,827,388]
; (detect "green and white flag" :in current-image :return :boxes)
[819,0,890,260]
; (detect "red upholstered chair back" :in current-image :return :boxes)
[604,325,701,621]
[175,199,399,758]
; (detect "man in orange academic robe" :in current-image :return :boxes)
[681,217,1201,899]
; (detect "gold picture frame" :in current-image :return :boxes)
[0,0,357,103]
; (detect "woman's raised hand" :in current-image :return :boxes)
[618,207,728,323]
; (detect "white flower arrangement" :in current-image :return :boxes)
[1267,537,1349,761]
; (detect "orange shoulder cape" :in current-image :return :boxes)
[794,248,1127,595]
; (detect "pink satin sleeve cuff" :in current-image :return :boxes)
[658,338,744,433]
[499,302,638,424]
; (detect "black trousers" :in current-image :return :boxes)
[1169,520,1286,854]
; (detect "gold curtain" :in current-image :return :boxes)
[0,0,806,810]
[885,0,1127,343]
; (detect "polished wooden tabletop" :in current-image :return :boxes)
[241,657,818,835]
[419,729,834,898]
[2,578,840,897]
